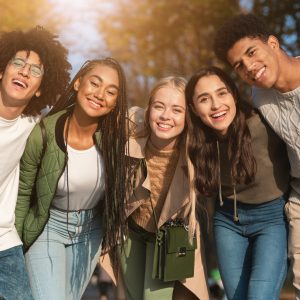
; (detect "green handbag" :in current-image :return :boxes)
[152,220,197,282]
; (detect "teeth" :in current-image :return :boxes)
[12,79,26,88]
[212,111,226,118]
[158,123,172,129]
[89,100,101,108]
[255,67,266,80]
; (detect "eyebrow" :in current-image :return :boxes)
[233,45,256,69]
[152,100,185,110]
[90,75,119,90]
[196,87,227,99]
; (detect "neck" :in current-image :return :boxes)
[149,134,179,151]
[0,92,25,120]
[65,107,99,150]
[274,55,300,92]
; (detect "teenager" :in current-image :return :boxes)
[15,58,129,300]
[186,66,290,300]
[214,13,300,297]
[0,26,70,300]
[118,77,209,300]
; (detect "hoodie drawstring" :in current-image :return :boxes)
[217,140,239,222]
[216,140,223,207]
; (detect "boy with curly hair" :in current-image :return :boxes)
[214,13,300,298]
[0,26,70,299]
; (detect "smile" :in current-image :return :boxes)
[88,99,103,109]
[12,79,27,88]
[254,66,266,81]
[211,111,227,119]
[157,123,173,129]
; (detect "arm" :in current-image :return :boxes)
[15,123,45,239]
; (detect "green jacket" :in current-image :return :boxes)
[15,109,102,249]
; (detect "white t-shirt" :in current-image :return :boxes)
[0,115,38,251]
[52,144,105,211]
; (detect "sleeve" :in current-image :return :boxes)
[15,123,45,239]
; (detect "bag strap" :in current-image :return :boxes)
[38,119,47,167]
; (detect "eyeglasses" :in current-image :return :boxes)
[10,57,44,78]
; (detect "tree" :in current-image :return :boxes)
[0,0,59,32]
[100,0,240,105]
[252,0,300,56]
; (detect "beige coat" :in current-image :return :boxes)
[100,107,210,299]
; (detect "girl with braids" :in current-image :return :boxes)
[185,66,290,300]
[117,77,209,300]
[15,58,129,300]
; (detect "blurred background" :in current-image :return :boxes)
[1,0,299,299]
[1,0,298,106]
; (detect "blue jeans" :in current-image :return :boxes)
[0,245,33,300]
[214,195,288,300]
[25,208,103,300]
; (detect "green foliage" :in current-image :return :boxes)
[0,0,57,32]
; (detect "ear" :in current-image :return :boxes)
[35,89,41,97]
[0,72,2,80]
[74,78,80,91]
[267,35,279,50]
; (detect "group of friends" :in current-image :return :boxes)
[0,12,299,300]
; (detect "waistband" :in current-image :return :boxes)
[50,205,100,217]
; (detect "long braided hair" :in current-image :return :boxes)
[50,58,129,253]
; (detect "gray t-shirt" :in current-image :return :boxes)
[52,144,105,210]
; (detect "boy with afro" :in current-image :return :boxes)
[0,26,71,299]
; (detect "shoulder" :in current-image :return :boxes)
[251,87,277,108]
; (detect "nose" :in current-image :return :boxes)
[94,87,105,100]
[160,108,171,120]
[243,57,255,73]
[211,96,221,110]
[18,63,30,77]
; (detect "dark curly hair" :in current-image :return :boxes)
[0,26,71,116]
[214,13,272,64]
[186,66,256,196]
[51,58,129,257]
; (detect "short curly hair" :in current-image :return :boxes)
[214,13,272,64]
[0,26,71,116]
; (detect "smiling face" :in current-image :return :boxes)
[0,50,43,112]
[149,86,186,150]
[192,74,236,137]
[227,36,280,89]
[74,64,119,119]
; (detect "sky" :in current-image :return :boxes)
[49,0,112,76]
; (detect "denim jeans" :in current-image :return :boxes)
[0,245,33,300]
[25,208,103,300]
[214,195,288,300]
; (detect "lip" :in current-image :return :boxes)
[211,110,227,120]
[157,122,173,130]
[253,66,266,82]
[87,98,104,109]
[12,78,28,89]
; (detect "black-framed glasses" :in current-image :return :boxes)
[10,57,44,78]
